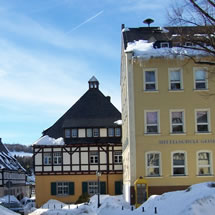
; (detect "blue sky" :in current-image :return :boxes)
[0,0,172,145]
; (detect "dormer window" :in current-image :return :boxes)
[71,129,78,138]
[87,128,92,137]
[93,128,99,137]
[160,42,169,48]
[65,129,71,138]
[108,128,114,137]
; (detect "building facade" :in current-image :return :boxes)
[0,138,27,200]
[33,77,123,207]
[121,25,215,204]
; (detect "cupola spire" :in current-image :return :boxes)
[88,76,99,89]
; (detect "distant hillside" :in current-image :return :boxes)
[5,143,33,153]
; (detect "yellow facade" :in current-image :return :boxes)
[121,53,215,203]
[35,174,122,207]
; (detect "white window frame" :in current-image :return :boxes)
[53,152,62,165]
[195,109,211,133]
[44,153,52,165]
[144,110,160,134]
[114,151,122,164]
[171,151,187,176]
[160,42,169,48]
[65,129,71,138]
[143,69,158,91]
[145,151,161,177]
[56,182,69,196]
[88,181,98,196]
[169,110,185,134]
[168,68,183,91]
[193,67,208,90]
[90,152,98,164]
[197,150,213,176]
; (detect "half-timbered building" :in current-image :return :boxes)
[33,77,123,207]
[0,138,27,200]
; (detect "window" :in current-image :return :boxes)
[170,111,185,133]
[88,182,98,195]
[172,152,186,176]
[53,152,62,165]
[115,128,121,137]
[160,42,169,48]
[87,128,92,137]
[144,69,157,91]
[185,42,193,47]
[196,110,210,133]
[71,129,78,138]
[108,128,114,137]
[114,151,122,164]
[90,152,98,164]
[146,152,160,176]
[169,69,183,90]
[197,151,212,175]
[57,182,69,195]
[145,111,159,134]
[44,153,52,165]
[65,129,71,138]
[93,128,99,137]
[194,68,208,90]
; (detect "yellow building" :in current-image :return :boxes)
[120,25,215,205]
[33,77,122,207]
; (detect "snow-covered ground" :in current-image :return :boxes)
[28,182,215,215]
[10,151,33,157]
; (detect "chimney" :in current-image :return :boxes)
[106,96,111,102]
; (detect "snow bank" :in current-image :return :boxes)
[125,40,208,59]
[0,204,19,215]
[134,182,215,215]
[28,183,215,215]
[0,195,20,204]
[33,135,64,146]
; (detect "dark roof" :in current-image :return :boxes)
[0,138,25,172]
[43,84,121,139]
[122,25,210,49]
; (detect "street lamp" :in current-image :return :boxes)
[96,171,101,208]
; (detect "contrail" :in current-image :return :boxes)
[68,10,104,33]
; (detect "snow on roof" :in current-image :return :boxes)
[33,135,65,146]
[0,195,20,204]
[125,40,209,59]
[114,120,122,125]
[122,27,130,32]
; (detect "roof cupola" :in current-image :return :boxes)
[88,76,99,89]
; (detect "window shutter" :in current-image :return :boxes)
[82,182,88,194]
[100,182,106,194]
[51,182,56,195]
[115,181,122,195]
[69,182,74,195]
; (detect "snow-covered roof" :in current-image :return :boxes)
[33,135,65,146]
[0,139,26,172]
[125,40,208,59]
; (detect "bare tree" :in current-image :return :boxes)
[168,0,215,65]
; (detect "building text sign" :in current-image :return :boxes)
[159,139,215,144]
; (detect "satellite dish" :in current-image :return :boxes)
[143,18,154,27]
